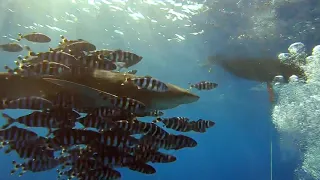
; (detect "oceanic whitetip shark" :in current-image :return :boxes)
[202,55,307,102]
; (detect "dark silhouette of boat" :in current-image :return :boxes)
[203,55,306,102]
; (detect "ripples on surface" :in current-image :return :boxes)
[0,0,207,47]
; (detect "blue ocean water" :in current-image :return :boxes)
[0,0,319,180]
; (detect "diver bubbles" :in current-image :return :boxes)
[272,43,320,179]
[278,42,307,65]
[312,45,320,57]
[304,45,320,65]
[274,42,308,86]
[278,53,291,62]
[272,75,285,85]
[288,42,306,55]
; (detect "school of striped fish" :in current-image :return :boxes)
[0,32,218,180]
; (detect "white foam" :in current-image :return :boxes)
[272,44,320,179]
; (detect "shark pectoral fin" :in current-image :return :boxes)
[267,82,275,103]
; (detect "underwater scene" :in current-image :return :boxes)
[0,0,320,179]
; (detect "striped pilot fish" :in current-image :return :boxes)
[103,49,142,69]
[16,46,79,66]
[5,60,71,77]
[122,76,169,93]
[0,96,53,110]
[188,81,218,91]
[17,32,51,43]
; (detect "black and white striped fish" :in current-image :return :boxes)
[125,69,138,75]
[190,119,215,133]
[189,81,218,91]
[6,60,71,77]
[78,54,117,71]
[0,126,39,142]
[18,46,78,66]
[1,96,53,110]
[109,96,146,115]
[123,76,169,93]
[152,117,191,132]
[1,110,76,130]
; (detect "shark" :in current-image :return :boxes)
[0,70,199,110]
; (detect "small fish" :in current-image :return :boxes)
[19,46,79,66]
[78,55,117,71]
[6,60,71,78]
[125,69,138,75]
[89,49,113,57]
[11,158,61,176]
[3,139,54,160]
[1,111,76,130]
[58,36,96,55]
[140,134,197,150]
[0,126,39,141]
[114,120,169,139]
[134,150,176,164]
[140,110,164,117]
[152,117,191,132]
[78,114,116,131]
[98,130,139,147]
[109,96,146,114]
[66,41,96,52]
[59,35,86,46]
[190,119,215,133]
[0,96,53,110]
[105,49,142,69]
[189,81,218,91]
[76,106,136,121]
[61,167,121,180]
[17,32,51,43]
[48,128,100,148]
[122,76,169,93]
[0,43,23,52]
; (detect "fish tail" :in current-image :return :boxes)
[17,55,23,60]
[152,117,162,123]
[188,82,194,87]
[4,65,14,76]
[56,169,64,179]
[1,113,15,129]
[0,140,9,149]
[24,45,31,51]
[17,33,23,41]
[46,128,53,137]
[24,46,36,56]
[97,54,104,60]
[4,147,13,154]
[121,77,131,85]
[60,35,68,44]
[0,99,8,109]
[187,82,193,91]
[14,60,21,67]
